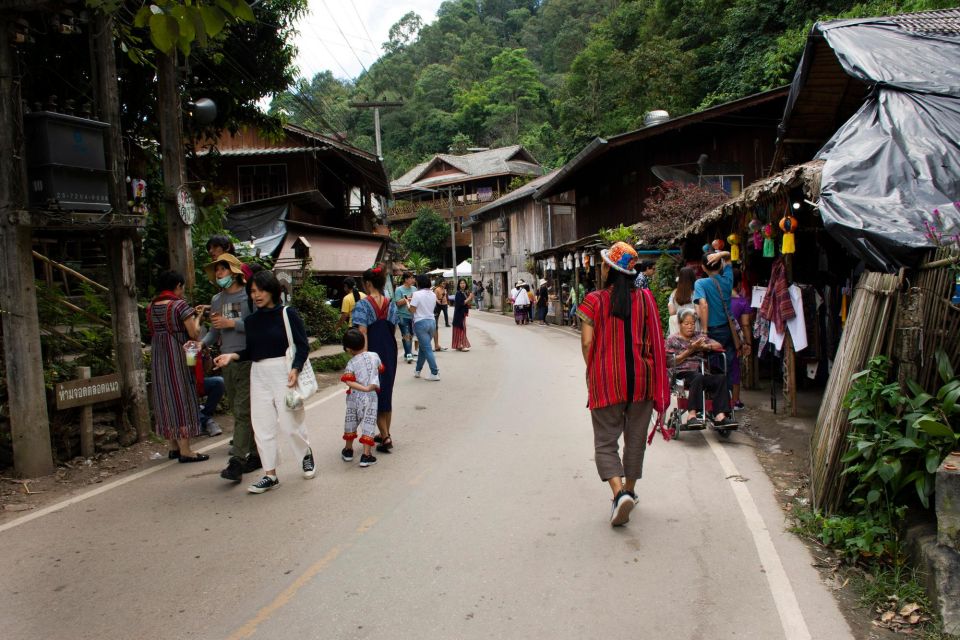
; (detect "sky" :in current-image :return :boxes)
[291,0,446,82]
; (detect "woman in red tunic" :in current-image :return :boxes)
[578,242,669,526]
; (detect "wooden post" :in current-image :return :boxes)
[0,23,54,477]
[78,367,94,457]
[91,12,152,440]
[157,51,194,289]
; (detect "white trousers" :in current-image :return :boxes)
[250,357,311,472]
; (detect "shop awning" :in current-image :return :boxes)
[274,227,386,276]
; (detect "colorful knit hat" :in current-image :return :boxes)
[600,241,639,275]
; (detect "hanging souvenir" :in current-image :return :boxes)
[779,215,798,254]
[702,243,711,254]
[762,223,776,258]
[749,218,762,250]
[711,238,725,251]
[727,233,740,262]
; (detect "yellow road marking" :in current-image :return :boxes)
[226,545,346,640]
[356,516,378,533]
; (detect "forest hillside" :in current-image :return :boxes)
[270,0,954,177]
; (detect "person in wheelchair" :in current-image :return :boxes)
[665,308,737,429]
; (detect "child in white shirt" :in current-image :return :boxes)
[340,328,383,467]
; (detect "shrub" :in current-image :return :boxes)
[291,278,342,344]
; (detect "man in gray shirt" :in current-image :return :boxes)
[200,253,257,483]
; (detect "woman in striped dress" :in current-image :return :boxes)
[451,278,473,351]
[148,270,208,463]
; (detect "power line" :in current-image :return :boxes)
[319,0,369,76]
[347,0,379,51]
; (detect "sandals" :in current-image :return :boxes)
[178,453,210,463]
[375,436,393,453]
[168,450,181,459]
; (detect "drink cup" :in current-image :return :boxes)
[185,344,198,366]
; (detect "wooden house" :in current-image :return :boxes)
[387,146,543,266]
[196,124,391,280]
[533,87,790,239]
[466,170,574,311]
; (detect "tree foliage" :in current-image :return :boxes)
[272,0,956,178]
[640,182,729,244]
[401,208,451,264]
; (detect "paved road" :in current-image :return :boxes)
[1,312,853,640]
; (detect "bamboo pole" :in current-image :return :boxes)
[31,251,109,293]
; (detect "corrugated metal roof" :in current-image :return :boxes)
[392,146,542,191]
[197,147,317,157]
[888,8,960,35]
[466,169,561,222]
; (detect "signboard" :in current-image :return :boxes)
[55,374,121,409]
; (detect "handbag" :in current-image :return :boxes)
[710,276,744,352]
[282,306,318,402]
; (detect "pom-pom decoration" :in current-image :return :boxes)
[779,215,798,254]
[711,238,725,251]
[763,223,776,258]
[727,233,740,262]
[702,243,711,254]
[748,218,763,250]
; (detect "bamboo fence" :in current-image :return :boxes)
[914,247,960,391]
[810,271,903,513]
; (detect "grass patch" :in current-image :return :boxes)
[313,352,349,373]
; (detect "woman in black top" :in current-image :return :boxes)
[215,271,316,494]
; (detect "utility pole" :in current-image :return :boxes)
[349,100,403,220]
[92,10,151,440]
[0,20,54,476]
[447,187,458,281]
[157,51,194,289]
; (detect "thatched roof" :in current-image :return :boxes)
[671,160,825,243]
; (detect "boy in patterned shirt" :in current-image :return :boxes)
[340,328,383,467]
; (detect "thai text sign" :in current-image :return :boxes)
[55,374,121,409]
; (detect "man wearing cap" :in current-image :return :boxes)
[200,253,259,482]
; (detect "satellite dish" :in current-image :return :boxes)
[650,165,699,186]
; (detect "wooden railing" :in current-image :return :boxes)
[387,191,505,220]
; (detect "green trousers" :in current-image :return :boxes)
[223,360,254,460]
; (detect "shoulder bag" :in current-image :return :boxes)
[282,306,319,401]
[710,276,744,352]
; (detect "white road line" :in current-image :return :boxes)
[705,434,812,640]
[0,389,342,535]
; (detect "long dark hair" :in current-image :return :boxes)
[674,267,696,306]
[604,268,635,320]
[251,270,283,305]
[362,266,387,293]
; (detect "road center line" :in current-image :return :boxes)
[225,544,347,640]
[0,388,342,535]
[705,434,812,640]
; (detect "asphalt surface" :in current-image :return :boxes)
[1,311,853,640]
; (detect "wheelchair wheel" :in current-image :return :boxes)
[668,408,681,440]
[716,428,732,439]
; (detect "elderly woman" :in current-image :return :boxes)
[664,308,737,429]
[579,242,669,527]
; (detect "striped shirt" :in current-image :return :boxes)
[578,287,670,412]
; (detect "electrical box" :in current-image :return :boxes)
[25,111,111,213]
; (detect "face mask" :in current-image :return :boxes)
[216,275,234,288]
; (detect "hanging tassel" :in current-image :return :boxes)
[779,215,797,254]
[749,218,762,250]
[727,233,740,262]
[763,223,775,258]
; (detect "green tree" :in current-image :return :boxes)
[483,48,546,141]
[401,208,450,264]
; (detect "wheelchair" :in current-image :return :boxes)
[666,352,738,440]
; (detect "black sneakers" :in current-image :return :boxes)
[241,454,262,473]
[302,450,317,479]
[248,475,279,494]
[610,489,637,526]
[359,454,377,468]
[220,457,243,483]
[341,448,354,462]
